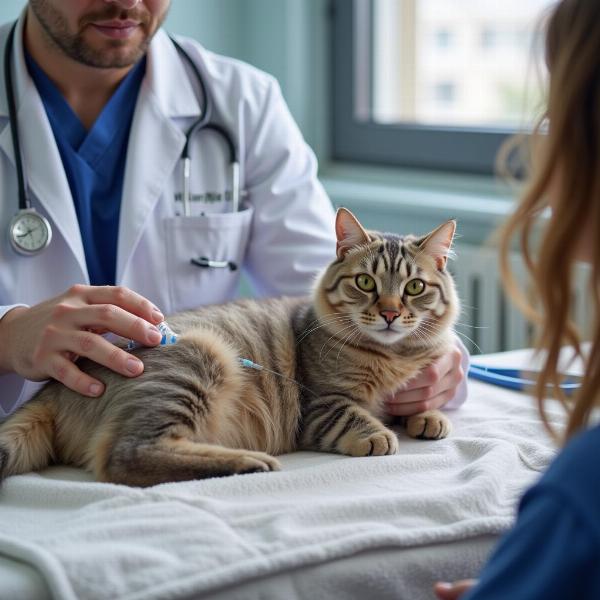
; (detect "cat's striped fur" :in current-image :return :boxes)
[0,208,459,486]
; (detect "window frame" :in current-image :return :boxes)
[331,0,517,175]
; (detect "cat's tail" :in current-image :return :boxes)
[0,400,56,483]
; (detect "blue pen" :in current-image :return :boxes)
[468,364,582,395]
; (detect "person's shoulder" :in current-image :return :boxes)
[524,424,600,536]
[166,33,278,97]
[544,424,600,488]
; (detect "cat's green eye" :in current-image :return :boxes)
[405,279,425,296]
[356,274,376,292]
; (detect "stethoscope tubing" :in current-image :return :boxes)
[4,22,29,212]
[169,36,240,216]
[468,364,581,395]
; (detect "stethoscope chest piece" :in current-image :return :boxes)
[9,209,52,256]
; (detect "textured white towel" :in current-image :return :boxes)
[0,350,568,600]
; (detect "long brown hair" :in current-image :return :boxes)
[499,0,600,441]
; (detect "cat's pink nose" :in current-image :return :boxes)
[380,310,400,325]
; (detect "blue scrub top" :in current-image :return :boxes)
[26,53,146,286]
[464,424,600,599]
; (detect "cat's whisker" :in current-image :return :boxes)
[336,328,363,364]
[334,325,362,362]
[411,322,440,346]
[415,318,438,331]
[410,331,428,347]
[319,322,360,361]
[296,313,352,333]
[302,311,351,325]
[306,313,352,325]
[318,321,355,355]
[300,313,349,332]
[417,320,437,333]
[410,327,435,347]
[452,329,484,354]
[297,319,350,343]
[417,316,482,351]
[319,324,360,361]
[302,312,349,330]
[454,321,489,330]
[296,316,354,344]
[458,302,478,311]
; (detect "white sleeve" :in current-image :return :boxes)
[242,79,336,297]
[443,334,470,410]
[0,305,44,420]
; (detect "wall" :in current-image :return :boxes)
[240,0,331,159]
[0,1,25,23]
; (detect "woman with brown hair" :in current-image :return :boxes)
[436,0,600,597]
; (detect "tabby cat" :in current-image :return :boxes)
[0,208,459,487]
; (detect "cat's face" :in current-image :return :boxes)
[315,208,459,347]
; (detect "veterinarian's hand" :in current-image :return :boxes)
[434,580,477,599]
[0,285,165,397]
[384,345,464,416]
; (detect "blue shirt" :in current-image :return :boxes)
[26,54,146,286]
[464,424,600,600]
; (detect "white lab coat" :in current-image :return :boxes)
[0,16,336,416]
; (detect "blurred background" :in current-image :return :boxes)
[2,1,588,353]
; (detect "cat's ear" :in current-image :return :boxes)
[335,208,371,258]
[416,220,456,270]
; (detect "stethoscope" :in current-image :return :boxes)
[169,36,241,220]
[468,364,582,395]
[4,21,241,269]
[4,22,52,256]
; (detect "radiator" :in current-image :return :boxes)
[450,244,592,355]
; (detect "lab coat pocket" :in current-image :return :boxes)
[164,205,254,311]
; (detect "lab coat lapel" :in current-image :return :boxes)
[0,16,88,281]
[116,30,201,284]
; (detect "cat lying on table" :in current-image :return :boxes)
[0,208,458,486]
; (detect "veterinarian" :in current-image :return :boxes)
[0,0,467,418]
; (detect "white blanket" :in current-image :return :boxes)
[0,350,568,600]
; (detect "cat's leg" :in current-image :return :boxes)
[97,436,281,486]
[0,400,57,482]
[301,396,399,457]
[405,409,452,440]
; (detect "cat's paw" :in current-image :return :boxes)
[232,450,281,474]
[344,428,399,457]
[405,410,451,440]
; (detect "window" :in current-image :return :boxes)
[435,28,452,49]
[433,81,456,105]
[331,0,552,174]
[480,27,497,50]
